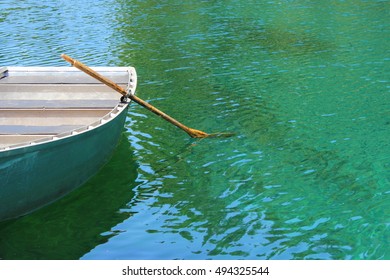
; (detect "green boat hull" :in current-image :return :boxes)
[0,105,128,221]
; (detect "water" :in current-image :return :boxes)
[0,0,389,260]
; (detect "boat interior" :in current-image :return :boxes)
[0,67,135,149]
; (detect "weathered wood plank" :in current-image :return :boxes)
[7,66,131,72]
[0,67,135,84]
[0,83,126,97]
[0,125,84,135]
[0,109,111,126]
[0,74,129,84]
[0,99,119,109]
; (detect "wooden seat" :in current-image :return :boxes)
[0,125,84,135]
[0,99,120,109]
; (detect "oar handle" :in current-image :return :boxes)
[61,54,128,96]
[61,54,210,138]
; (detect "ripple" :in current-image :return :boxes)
[0,0,122,66]
[2,0,389,261]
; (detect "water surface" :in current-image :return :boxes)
[0,0,389,259]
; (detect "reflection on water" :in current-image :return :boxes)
[1,0,389,260]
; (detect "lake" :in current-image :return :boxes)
[0,0,389,259]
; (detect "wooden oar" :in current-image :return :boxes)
[61,54,234,138]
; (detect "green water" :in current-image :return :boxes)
[0,0,389,259]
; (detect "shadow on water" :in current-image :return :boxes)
[0,134,138,260]
[207,18,334,57]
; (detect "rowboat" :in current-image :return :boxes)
[0,66,137,221]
